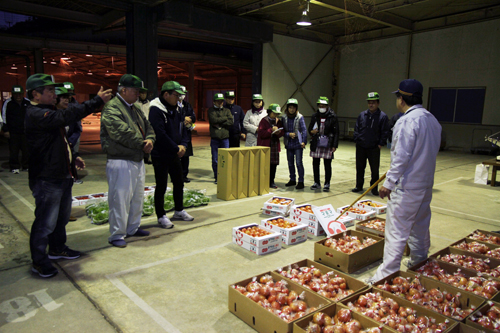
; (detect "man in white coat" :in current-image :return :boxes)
[243,94,266,147]
[368,79,441,283]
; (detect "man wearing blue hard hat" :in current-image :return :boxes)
[368,79,442,283]
[25,74,112,278]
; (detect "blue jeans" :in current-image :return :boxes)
[29,178,73,266]
[287,148,305,182]
[211,138,229,179]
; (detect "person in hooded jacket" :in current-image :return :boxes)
[149,81,194,229]
[308,97,339,192]
[243,94,266,147]
[282,98,307,190]
[208,93,233,183]
[257,104,284,189]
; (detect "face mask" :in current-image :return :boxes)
[319,107,327,113]
[214,103,222,109]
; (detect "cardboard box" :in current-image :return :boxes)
[430,247,500,280]
[337,204,377,221]
[355,217,386,237]
[372,270,485,321]
[217,148,240,201]
[281,233,307,246]
[232,236,281,255]
[409,259,500,300]
[466,230,500,247]
[294,303,398,333]
[257,147,270,196]
[290,204,318,223]
[448,322,489,333]
[228,271,329,333]
[312,205,356,237]
[355,199,388,214]
[263,196,295,214]
[275,259,368,302]
[466,300,500,333]
[261,208,287,217]
[232,223,282,247]
[261,216,308,239]
[248,147,260,197]
[308,223,326,237]
[340,288,459,332]
[314,230,384,273]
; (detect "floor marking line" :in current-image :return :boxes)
[109,242,231,277]
[0,179,35,211]
[431,205,500,223]
[105,242,231,333]
[429,234,455,242]
[434,177,464,186]
[107,276,180,333]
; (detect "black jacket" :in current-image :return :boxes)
[224,103,246,136]
[25,96,104,180]
[2,98,30,134]
[353,109,390,149]
[308,109,339,152]
[149,97,189,160]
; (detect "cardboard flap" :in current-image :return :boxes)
[312,204,353,237]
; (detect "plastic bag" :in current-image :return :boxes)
[474,164,489,185]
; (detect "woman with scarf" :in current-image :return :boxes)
[308,97,339,192]
[257,104,284,189]
[243,94,267,147]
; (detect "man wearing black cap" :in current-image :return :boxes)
[368,79,441,282]
[224,91,246,148]
[2,85,30,173]
[352,92,390,195]
[101,74,156,248]
[25,74,112,277]
[178,85,196,183]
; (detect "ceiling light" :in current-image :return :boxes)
[11,64,17,70]
[87,70,93,75]
[43,61,47,64]
[51,60,57,65]
[86,54,93,57]
[296,10,311,26]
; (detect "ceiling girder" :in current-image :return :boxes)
[236,0,294,16]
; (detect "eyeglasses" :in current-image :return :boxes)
[171,93,180,98]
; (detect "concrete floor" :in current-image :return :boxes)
[0,120,499,332]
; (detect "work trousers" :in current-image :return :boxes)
[287,148,305,183]
[106,159,145,242]
[370,186,432,282]
[152,156,184,218]
[210,138,229,179]
[312,158,332,185]
[229,134,241,148]
[29,178,73,266]
[9,132,29,170]
[355,145,380,190]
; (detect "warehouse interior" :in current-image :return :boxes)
[0,0,500,332]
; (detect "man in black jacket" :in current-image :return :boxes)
[179,85,196,183]
[25,74,111,278]
[149,81,194,229]
[352,92,390,195]
[2,85,30,173]
[224,91,246,147]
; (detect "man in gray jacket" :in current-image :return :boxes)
[100,74,156,248]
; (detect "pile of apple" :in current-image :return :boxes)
[487,248,500,259]
[266,218,298,229]
[239,226,272,237]
[323,235,379,254]
[346,292,449,333]
[439,253,500,276]
[297,205,314,213]
[278,266,355,301]
[361,200,384,208]
[305,309,382,333]
[469,303,500,331]
[415,260,500,299]
[271,197,293,205]
[232,275,318,322]
[375,275,473,320]
[453,241,490,255]
[362,219,385,232]
[469,231,500,245]
[340,207,367,214]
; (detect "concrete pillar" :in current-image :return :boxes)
[33,49,43,75]
[126,4,158,97]
[252,43,263,94]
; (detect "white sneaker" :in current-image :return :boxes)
[11,169,20,174]
[158,215,174,229]
[172,210,194,221]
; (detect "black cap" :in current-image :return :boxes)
[392,79,423,97]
